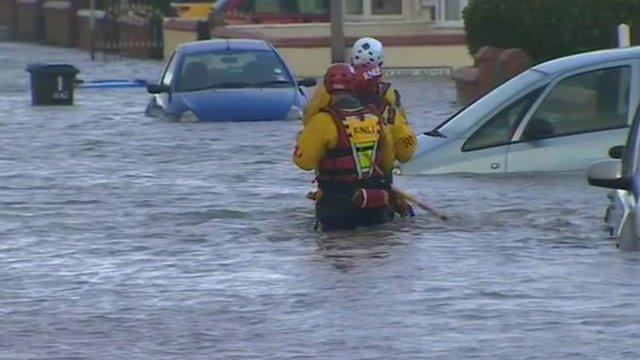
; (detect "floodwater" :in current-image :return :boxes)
[1,42,640,359]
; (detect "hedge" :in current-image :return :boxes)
[463,0,640,63]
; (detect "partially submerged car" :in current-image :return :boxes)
[145,39,316,122]
[401,46,640,174]
[588,101,640,251]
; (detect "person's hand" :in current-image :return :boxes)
[389,189,413,217]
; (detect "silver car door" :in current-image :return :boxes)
[507,61,638,173]
[620,98,640,249]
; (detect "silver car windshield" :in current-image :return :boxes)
[176,50,294,92]
[434,70,548,137]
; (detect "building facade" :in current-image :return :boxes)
[164,0,474,76]
[344,0,468,27]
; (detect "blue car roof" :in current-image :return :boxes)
[178,39,273,55]
[533,46,640,75]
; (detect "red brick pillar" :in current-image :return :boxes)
[0,0,9,25]
[474,46,504,97]
[4,0,19,38]
[118,15,151,59]
[453,46,504,105]
[43,0,80,46]
[452,66,480,106]
[16,0,45,41]
[75,8,106,51]
[494,48,533,85]
[7,0,17,37]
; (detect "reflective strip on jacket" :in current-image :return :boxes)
[316,108,387,183]
[293,111,395,175]
[302,84,416,163]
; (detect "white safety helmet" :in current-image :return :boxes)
[350,37,384,67]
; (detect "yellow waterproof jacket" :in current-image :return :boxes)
[302,84,415,163]
[293,109,417,173]
[303,83,408,125]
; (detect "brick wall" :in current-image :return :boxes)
[0,0,9,25]
[116,15,150,59]
[4,0,18,37]
[43,0,79,46]
[16,0,44,41]
[453,46,532,105]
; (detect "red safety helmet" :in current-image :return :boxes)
[323,63,357,93]
[354,62,383,93]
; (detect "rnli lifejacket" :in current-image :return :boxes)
[317,106,388,187]
[359,82,397,125]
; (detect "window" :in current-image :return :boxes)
[521,66,630,141]
[176,50,293,92]
[345,0,364,15]
[297,0,329,14]
[345,0,402,17]
[161,52,178,86]
[463,88,542,151]
[436,0,468,25]
[253,0,280,12]
[372,0,402,15]
[240,0,329,15]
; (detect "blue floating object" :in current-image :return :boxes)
[77,79,148,89]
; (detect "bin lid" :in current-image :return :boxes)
[26,63,80,74]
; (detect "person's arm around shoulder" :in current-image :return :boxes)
[293,112,337,171]
[382,86,416,163]
[384,85,407,119]
[302,85,331,127]
[389,109,417,163]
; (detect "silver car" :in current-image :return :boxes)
[588,102,640,251]
[402,47,640,174]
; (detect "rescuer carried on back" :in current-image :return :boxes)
[293,63,416,231]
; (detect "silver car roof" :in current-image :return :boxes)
[533,46,640,74]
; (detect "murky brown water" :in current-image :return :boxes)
[1,42,639,359]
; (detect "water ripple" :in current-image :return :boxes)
[1,42,640,360]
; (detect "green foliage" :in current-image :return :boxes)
[463,0,640,63]
[150,0,174,17]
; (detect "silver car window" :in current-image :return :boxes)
[435,70,547,136]
[462,87,543,151]
[521,66,631,141]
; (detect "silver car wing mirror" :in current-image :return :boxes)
[587,159,628,190]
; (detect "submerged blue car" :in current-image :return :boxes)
[145,39,316,122]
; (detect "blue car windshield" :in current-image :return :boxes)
[176,50,294,92]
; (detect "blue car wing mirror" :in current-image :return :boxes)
[147,84,170,94]
[298,78,318,87]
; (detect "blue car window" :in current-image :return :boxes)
[161,52,178,87]
[176,50,293,92]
